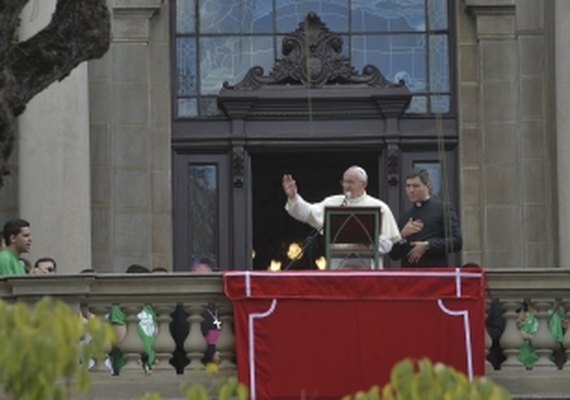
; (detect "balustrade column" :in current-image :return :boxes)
[562,298,570,364]
[216,302,236,371]
[85,304,112,373]
[184,304,206,371]
[484,298,493,371]
[499,299,524,369]
[531,300,557,369]
[152,304,176,372]
[117,305,145,372]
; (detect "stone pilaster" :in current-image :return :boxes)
[17,1,92,273]
[90,0,171,272]
[463,0,555,268]
[555,0,570,268]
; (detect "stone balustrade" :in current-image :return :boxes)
[0,272,233,399]
[1,269,570,399]
[484,268,570,398]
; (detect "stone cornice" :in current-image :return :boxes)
[112,0,163,43]
[113,0,163,13]
[464,0,516,39]
[464,0,515,16]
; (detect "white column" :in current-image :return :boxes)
[17,1,92,273]
[556,0,570,269]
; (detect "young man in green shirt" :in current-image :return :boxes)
[0,219,32,276]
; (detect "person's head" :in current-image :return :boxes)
[126,264,150,273]
[341,166,368,198]
[190,257,213,272]
[31,257,57,275]
[405,168,432,203]
[2,219,31,255]
[151,266,168,273]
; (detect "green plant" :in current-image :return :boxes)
[341,358,511,400]
[0,297,115,400]
[136,376,248,400]
[180,376,248,400]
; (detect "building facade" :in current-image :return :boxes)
[0,0,565,273]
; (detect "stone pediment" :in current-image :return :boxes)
[218,12,411,119]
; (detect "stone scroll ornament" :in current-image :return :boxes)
[223,12,404,91]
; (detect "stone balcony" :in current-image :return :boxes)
[1,269,570,399]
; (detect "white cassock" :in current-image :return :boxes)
[285,191,401,269]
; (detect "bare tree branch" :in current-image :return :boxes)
[0,0,27,58]
[0,0,110,188]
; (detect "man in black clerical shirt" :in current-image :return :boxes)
[389,168,462,267]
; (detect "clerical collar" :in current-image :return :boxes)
[414,196,431,208]
[349,191,367,203]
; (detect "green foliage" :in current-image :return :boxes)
[179,376,248,400]
[137,392,163,400]
[181,383,209,400]
[341,358,511,400]
[217,376,248,400]
[0,297,115,400]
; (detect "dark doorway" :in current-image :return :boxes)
[251,150,382,270]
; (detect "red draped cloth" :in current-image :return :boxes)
[224,267,486,400]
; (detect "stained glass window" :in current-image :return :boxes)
[189,164,218,267]
[174,0,452,117]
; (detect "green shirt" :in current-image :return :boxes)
[0,249,26,276]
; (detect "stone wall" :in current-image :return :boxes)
[89,0,172,272]
[459,0,556,268]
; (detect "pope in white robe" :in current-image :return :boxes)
[282,166,401,269]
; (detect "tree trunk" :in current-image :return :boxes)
[0,0,110,188]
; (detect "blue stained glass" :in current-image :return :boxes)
[189,164,218,266]
[200,0,273,33]
[176,37,197,96]
[178,98,198,117]
[174,0,451,116]
[200,97,223,116]
[352,34,427,93]
[429,34,449,92]
[414,161,442,196]
[276,0,349,33]
[176,0,195,33]
[199,36,274,95]
[351,0,426,32]
[428,0,448,30]
[406,96,427,113]
[431,95,450,113]
[340,34,350,57]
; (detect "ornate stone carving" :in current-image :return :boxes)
[218,12,411,120]
[224,12,401,90]
[232,147,245,189]
[386,146,400,187]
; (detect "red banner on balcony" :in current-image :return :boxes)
[224,267,486,400]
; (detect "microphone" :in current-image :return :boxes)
[341,192,352,207]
